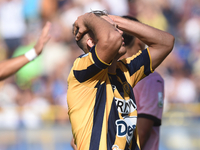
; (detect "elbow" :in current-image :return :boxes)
[166,34,175,54]
[0,70,6,81]
[106,31,122,51]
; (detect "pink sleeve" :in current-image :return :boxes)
[133,73,164,126]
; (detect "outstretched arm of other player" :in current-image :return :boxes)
[0,22,51,81]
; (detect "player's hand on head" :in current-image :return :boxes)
[108,15,118,23]
[73,13,89,41]
[34,22,51,55]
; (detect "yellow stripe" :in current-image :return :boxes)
[95,46,112,66]
[108,72,116,75]
[146,47,154,73]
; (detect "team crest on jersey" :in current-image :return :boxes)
[122,82,130,95]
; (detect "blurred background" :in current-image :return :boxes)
[0,0,199,149]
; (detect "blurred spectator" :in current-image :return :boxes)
[103,0,128,15]
[41,0,58,21]
[165,67,197,103]
[0,78,19,129]
[22,0,42,33]
[0,0,200,148]
[135,0,168,31]
[184,14,200,46]
[0,0,26,58]
[20,89,50,129]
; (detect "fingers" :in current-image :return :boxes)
[34,22,51,55]
[73,21,82,41]
[74,26,89,41]
[73,16,89,41]
[73,23,79,36]
[41,21,51,44]
[75,28,83,41]
[108,15,115,22]
[73,23,81,41]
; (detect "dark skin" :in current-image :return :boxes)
[73,13,123,65]
[108,15,175,71]
[123,37,155,149]
[71,12,174,149]
[137,118,154,149]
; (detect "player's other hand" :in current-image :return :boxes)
[108,15,119,23]
[34,22,51,55]
[71,138,77,150]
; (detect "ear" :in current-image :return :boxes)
[86,38,95,49]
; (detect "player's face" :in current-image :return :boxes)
[101,16,127,58]
[139,40,146,50]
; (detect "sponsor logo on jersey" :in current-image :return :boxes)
[115,98,137,114]
[115,116,137,144]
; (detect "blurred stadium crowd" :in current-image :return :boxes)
[0,0,199,132]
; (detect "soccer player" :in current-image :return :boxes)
[0,22,51,81]
[122,16,164,150]
[67,10,174,150]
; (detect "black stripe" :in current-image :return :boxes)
[107,98,119,149]
[116,69,136,104]
[89,82,107,150]
[116,69,126,83]
[125,142,129,150]
[109,74,124,98]
[138,113,161,126]
[91,46,109,69]
[142,49,151,76]
[131,136,138,150]
[74,64,102,83]
[119,49,151,76]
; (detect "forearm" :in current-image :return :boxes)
[0,55,29,81]
[111,15,174,69]
[115,17,173,48]
[139,132,151,149]
[82,13,120,42]
[137,118,154,149]
[78,13,122,63]
[0,22,50,81]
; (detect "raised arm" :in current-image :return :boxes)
[109,15,175,70]
[73,12,122,64]
[0,22,51,81]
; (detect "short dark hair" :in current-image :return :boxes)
[122,16,139,47]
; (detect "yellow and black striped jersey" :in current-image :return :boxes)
[67,45,153,150]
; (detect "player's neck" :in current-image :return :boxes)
[108,60,117,74]
[126,47,138,56]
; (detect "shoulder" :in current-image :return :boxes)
[149,71,164,82]
[136,71,164,88]
[145,71,163,81]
